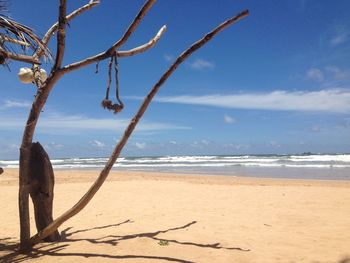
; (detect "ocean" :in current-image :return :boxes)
[1,154,350,180]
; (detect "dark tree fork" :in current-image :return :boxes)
[1,0,248,250]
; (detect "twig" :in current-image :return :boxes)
[61,0,159,74]
[117,25,167,57]
[29,9,249,246]
[0,35,30,46]
[106,0,156,55]
[61,25,166,73]
[0,15,48,54]
[35,0,100,59]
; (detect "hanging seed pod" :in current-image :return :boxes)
[101,99,112,109]
[101,53,124,114]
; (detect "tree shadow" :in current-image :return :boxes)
[339,258,350,263]
[0,220,249,263]
[59,219,133,245]
[0,237,18,252]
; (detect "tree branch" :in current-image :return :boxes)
[106,0,156,55]
[0,35,30,46]
[0,49,40,64]
[117,25,166,57]
[29,9,249,246]
[35,0,100,59]
[61,24,166,74]
[52,0,67,70]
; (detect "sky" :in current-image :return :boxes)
[1,0,350,159]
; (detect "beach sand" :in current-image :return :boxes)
[1,169,350,262]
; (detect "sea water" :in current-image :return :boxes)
[1,154,350,180]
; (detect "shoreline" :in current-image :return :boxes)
[2,168,350,187]
[2,153,350,181]
[1,169,350,262]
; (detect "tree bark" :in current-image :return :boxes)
[28,142,60,242]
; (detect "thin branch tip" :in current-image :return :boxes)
[88,0,100,6]
[159,25,167,34]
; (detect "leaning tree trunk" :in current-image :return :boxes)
[28,142,60,242]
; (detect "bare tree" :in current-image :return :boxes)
[1,0,248,250]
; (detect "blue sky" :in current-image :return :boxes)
[1,0,350,159]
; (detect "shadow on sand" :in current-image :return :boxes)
[0,220,249,263]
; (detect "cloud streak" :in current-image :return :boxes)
[306,68,324,82]
[153,89,350,113]
[3,100,31,108]
[330,31,348,46]
[224,114,235,124]
[189,59,215,70]
[0,113,191,133]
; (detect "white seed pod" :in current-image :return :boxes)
[40,69,47,82]
[18,68,48,84]
[18,67,34,84]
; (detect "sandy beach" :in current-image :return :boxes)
[1,169,350,262]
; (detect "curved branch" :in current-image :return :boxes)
[35,0,100,59]
[117,25,166,57]
[61,24,166,74]
[29,9,249,246]
[106,0,156,55]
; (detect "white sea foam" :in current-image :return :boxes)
[290,154,350,162]
[1,154,350,171]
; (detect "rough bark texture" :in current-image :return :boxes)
[28,142,60,242]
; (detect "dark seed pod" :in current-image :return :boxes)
[101,99,112,109]
[112,103,124,114]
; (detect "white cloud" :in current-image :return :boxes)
[8,144,19,150]
[330,31,348,46]
[267,141,281,148]
[224,114,235,124]
[153,89,350,113]
[135,142,146,149]
[90,140,105,148]
[46,142,64,150]
[189,59,215,70]
[164,54,174,62]
[200,139,210,145]
[3,100,31,108]
[190,140,212,147]
[0,112,191,132]
[306,68,324,82]
[311,125,321,133]
[326,66,350,81]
